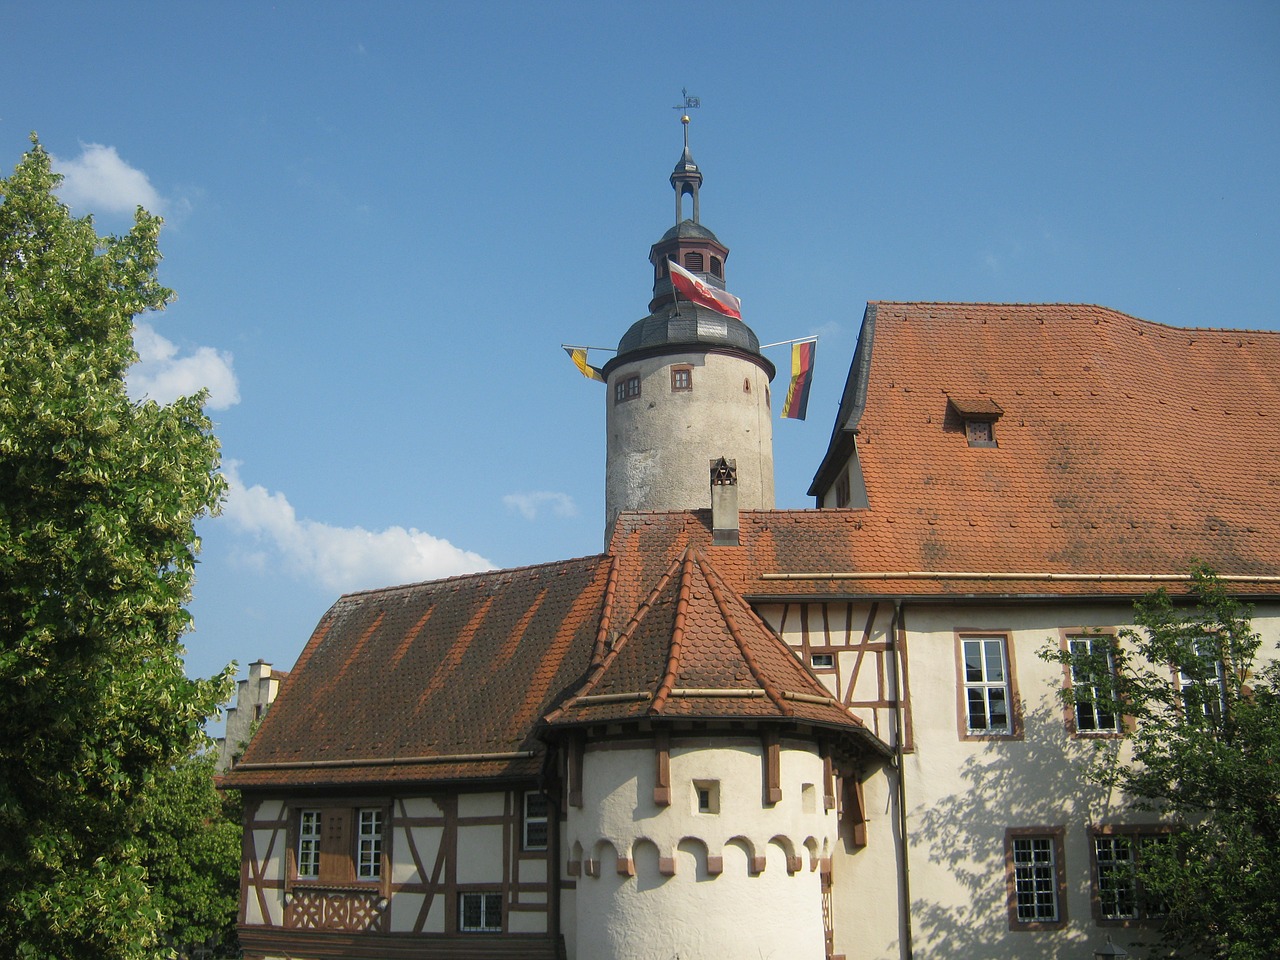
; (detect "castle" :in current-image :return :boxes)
[223,126,1280,960]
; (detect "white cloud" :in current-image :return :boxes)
[222,463,493,593]
[128,321,240,410]
[503,491,579,521]
[52,143,165,215]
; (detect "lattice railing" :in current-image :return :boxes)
[284,888,387,932]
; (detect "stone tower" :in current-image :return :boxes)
[603,121,776,535]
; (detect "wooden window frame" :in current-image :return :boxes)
[1175,637,1228,721]
[458,889,504,933]
[289,803,387,890]
[1005,826,1067,930]
[297,808,321,878]
[834,469,852,508]
[1060,631,1125,737]
[955,632,1023,740]
[671,365,693,392]
[355,807,383,880]
[1090,825,1173,926]
[614,375,641,404]
[522,791,549,851]
[965,418,997,447]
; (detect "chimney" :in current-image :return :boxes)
[710,457,739,546]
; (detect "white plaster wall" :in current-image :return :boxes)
[568,739,831,960]
[605,351,774,532]
[896,599,1280,960]
[457,791,505,818]
[508,910,547,934]
[456,822,504,884]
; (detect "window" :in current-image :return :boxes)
[965,419,996,447]
[683,251,704,272]
[1093,832,1170,922]
[710,255,723,277]
[614,375,641,403]
[671,366,692,391]
[811,652,834,670]
[1006,829,1066,929]
[298,809,321,878]
[1069,636,1121,734]
[294,806,383,884]
[834,469,851,508]
[1178,638,1227,721]
[693,779,720,814]
[961,635,1014,736]
[357,808,383,879]
[523,792,549,851]
[459,892,503,932]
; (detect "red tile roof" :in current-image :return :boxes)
[226,302,1280,794]
[223,556,612,789]
[545,548,884,754]
[799,303,1280,595]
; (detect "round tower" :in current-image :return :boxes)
[604,119,775,535]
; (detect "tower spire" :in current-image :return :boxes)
[670,111,703,225]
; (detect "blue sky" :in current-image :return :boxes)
[4,2,1278,710]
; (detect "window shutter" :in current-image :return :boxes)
[319,808,353,884]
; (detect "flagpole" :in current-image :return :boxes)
[760,336,819,350]
[560,344,618,353]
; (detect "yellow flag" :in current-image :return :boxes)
[564,346,604,382]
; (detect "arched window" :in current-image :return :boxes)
[684,251,704,272]
[710,256,723,277]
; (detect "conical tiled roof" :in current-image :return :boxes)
[546,548,886,754]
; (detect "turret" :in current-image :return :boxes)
[603,120,776,537]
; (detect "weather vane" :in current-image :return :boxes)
[673,87,700,111]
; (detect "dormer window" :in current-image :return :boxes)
[947,395,1004,448]
[966,419,995,446]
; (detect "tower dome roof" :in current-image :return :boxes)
[658,219,722,244]
[607,303,773,380]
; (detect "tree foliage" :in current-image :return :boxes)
[1045,567,1280,959]
[0,138,234,958]
[137,751,241,958]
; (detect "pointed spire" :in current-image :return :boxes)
[670,114,703,224]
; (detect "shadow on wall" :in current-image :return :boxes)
[910,701,1125,960]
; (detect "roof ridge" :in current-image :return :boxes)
[553,552,685,709]
[588,555,621,665]
[694,549,792,717]
[337,552,608,600]
[650,549,695,714]
[866,301,1280,337]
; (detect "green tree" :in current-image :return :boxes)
[0,138,233,958]
[137,750,241,958]
[1045,567,1280,959]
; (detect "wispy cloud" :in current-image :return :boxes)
[223,464,493,593]
[52,143,165,215]
[503,491,578,521]
[128,321,240,410]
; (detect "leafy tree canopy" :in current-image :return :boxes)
[0,137,234,958]
[1045,567,1280,959]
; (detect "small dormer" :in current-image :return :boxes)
[947,395,1004,448]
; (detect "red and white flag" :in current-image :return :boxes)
[668,258,742,320]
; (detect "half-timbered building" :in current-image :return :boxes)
[223,132,1280,960]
